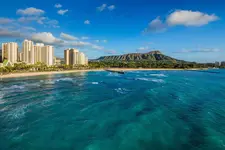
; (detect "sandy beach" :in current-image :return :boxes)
[0,68,203,79]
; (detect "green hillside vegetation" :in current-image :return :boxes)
[89,51,218,69]
[97,51,183,62]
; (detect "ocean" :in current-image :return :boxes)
[0,70,225,150]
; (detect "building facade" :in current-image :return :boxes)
[1,42,18,63]
[42,45,54,66]
[18,52,23,62]
[22,40,34,64]
[34,43,44,64]
[64,49,70,65]
[78,52,86,65]
[69,49,79,65]
[64,48,88,66]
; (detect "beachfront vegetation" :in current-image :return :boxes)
[0,60,223,75]
[88,61,218,69]
[0,62,89,74]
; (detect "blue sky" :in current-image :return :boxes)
[0,0,225,62]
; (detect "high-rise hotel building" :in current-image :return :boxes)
[1,42,18,63]
[33,43,54,66]
[42,45,54,66]
[64,48,88,65]
[22,39,34,64]
[34,43,44,63]
[0,40,54,66]
[21,40,54,66]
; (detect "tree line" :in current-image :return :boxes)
[0,60,224,74]
[88,61,221,69]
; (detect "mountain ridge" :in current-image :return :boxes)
[97,50,184,62]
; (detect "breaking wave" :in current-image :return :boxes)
[56,78,73,82]
[136,78,164,83]
[92,82,99,85]
[2,85,25,90]
[150,73,167,77]
[115,88,130,94]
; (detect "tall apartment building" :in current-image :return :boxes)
[78,52,86,65]
[18,52,23,62]
[34,43,44,63]
[64,48,88,65]
[64,49,70,65]
[70,49,79,65]
[1,42,18,63]
[21,41,54,66]
[42,45,54,66]
[22,39,34,64]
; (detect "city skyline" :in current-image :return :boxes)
[1,39,55,66]
[0,0,225,62]
[1,39,89,67]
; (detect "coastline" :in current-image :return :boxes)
[0,68,205,79]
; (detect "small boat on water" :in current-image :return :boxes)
[105,69,125,74]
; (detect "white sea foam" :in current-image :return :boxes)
[0,92,6,105]
[130,71,140,73]
[151,79,165,83]
[41,96,54,107]
[92,82,99,85]
[2,85,25,90]
[7,105,27,119]
[150,74,167,77]
[25,82,41,87]
[136,78,152,81]
[107,72,120,77]
[56,78,73,82]
[43,80,55,85]
[115,88,130,94]
[0,92,4,100]
[136,78,164,83]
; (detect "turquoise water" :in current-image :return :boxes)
[1,70,225,150]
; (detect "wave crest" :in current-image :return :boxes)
[115,88,130,94]
[136,78,164,83]
[150,74,167,77]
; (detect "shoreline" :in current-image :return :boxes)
[0,68,206,79]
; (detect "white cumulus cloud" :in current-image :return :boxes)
[167,10,219,26]
[0,28,23,38]
[31,32,63,44]
[136,46,150,52]
[60,32,78,41]
[143,17,167,33]
[57,9,68,15]
[97,4,107,12]
[143,10,219,34]
[17,7,45,16]
[0,18,14,24]
[81,37,89,40]
[22,26,36,31]
[18,16,46,24]
[84,20,90,25]
[91,45,104,50]
[108,5,115,11]
[55,4,62,8]
[174,48,223,53]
